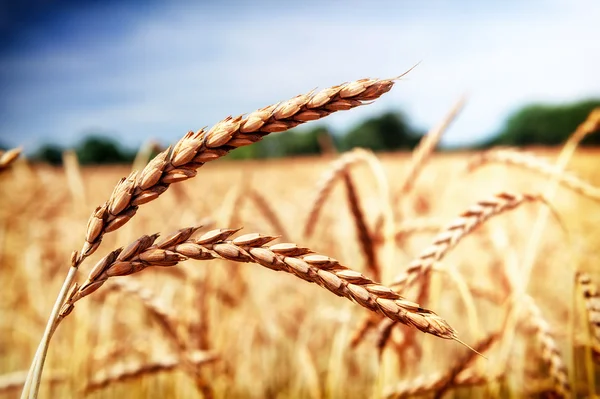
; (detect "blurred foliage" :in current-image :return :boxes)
[227,126,338,160]
[339,111,421,151]
[34,144,64,165]
[34,135,134,165]
[483,99,600,147]
[227,112,420,160]
[29,99,600,164]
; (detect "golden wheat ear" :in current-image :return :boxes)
[64,225,458,340]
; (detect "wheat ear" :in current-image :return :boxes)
[0,147,22,171]
[389,192,545,290]
[523,295,571,398]
[62,226,457,340]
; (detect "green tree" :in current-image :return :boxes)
[226,126,327,160]
[76,135,134,164]
[340,111,420,152]
[34,144,64,165]
[487,99,600,147]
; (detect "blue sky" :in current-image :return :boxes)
[1,0,599,151]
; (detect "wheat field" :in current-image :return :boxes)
[1,77,599,399]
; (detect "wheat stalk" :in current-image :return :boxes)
[303,148,375,238]
[0,147,22,171]
[394,95,466,198]
[491,108,600,398]
[467,148,600,201]
[392,218,442,243]
[0,370,65,394]
[84,350,218,394]
[247,188,290,241]
[341,169,380,280]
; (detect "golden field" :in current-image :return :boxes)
[1,147,599,399]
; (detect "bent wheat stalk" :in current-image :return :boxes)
[84,350,218,394]
[341,169,380,280]
[467,149,600,201]
[24,73,405,398]
[304,148,391,239]
[248,188,290,241]
[394,95,466,198]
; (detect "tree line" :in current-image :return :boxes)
[22,98,600,165]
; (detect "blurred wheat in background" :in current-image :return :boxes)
[0,67,599,399]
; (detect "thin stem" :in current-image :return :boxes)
[21,265,78,399]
